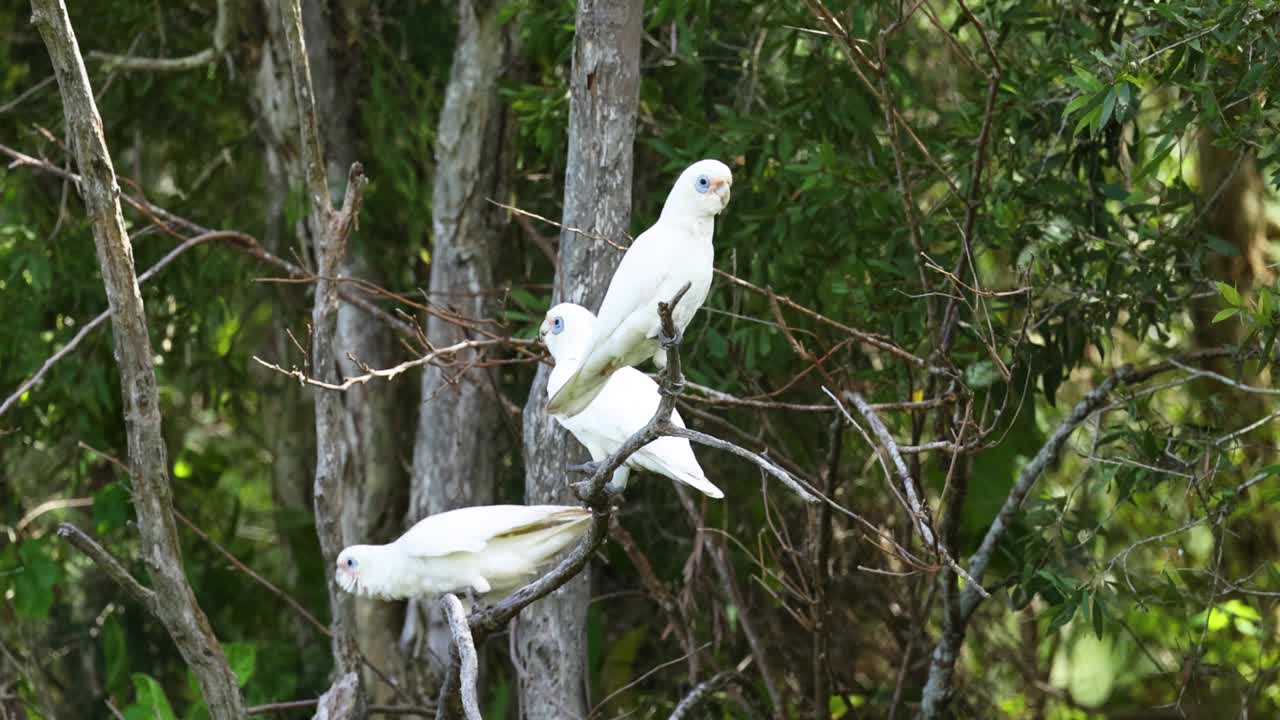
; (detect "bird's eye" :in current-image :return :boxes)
[694,174,711,194]
[345,557,356,568]
[552,316,564,335]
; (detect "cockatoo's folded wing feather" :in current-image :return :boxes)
[545,228,676,417]
[398,505,587,558]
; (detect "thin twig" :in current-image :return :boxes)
[88,0,229,71]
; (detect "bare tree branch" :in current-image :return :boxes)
[252,338,532,392]
[840,391,987,597]
[88,0,229,72]
[435,595,481,720]
[919,365,1132,718]
[29,1,244,715]
[279,0,368,714]
[668,671,740,720]
[56,524,157,612]
[248,700,436,717]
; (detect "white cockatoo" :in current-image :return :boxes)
[541,303,724,499]
[334,505,591,601]
[545,159,733,418]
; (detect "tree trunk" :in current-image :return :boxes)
[515,1,643,717]
[407,0,514,682]
[1192,132,1274,457]
[30,0,245,716]
[248,0,411,703]
[1193,131,1273,365]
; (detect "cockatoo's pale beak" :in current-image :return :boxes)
[712,178,731,207]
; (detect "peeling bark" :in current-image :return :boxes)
[408,0,514,679]
[29,0,245,717]
[515,1,643,717]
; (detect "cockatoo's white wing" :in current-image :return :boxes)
[395,505,587,558]
[547,226,707,417]
[571,367,723,498]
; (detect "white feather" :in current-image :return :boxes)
[334,505,591,601]
[545,159,733,417]
[541,303,724,499]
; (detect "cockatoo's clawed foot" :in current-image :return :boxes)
[567,460,602,476]
[658,379,686,398]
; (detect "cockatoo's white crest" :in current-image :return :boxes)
[541,303,724,499]
[544,159,733,418]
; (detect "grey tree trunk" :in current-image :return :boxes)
[515,1,643,717]
[408,0,514,680]
[249,0,411,703]
[31,0,245,715]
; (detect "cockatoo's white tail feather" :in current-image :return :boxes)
[670,468,724,499]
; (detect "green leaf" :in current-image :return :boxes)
[601,627,646,704]
[14,540,61,621]
[224,642,257,688]
[965,361,1000,389]
[1097,87,1118,132]
[1211,308,1239,323]
[1216,281,1242,307]
[124,674,177,720]
[1071,65,1103,91]
[104,618,129,694]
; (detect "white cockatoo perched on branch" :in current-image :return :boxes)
[334,505,591,601]
[541,303,724,499]
[545,159,733,418]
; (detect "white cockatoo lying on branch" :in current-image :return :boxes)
[335,505,591,601]
[545,159,733,418]
[541,302,724,499]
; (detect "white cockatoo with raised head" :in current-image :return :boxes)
[334,504,591,601]
[545,158,733,418]
[541,303,724,499]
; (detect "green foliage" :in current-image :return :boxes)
[3,0,1280,717]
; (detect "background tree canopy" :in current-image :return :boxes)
[2,0,1279,718]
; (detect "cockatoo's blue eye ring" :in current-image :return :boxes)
[345,558,356,568]
[694,174,711,193]
[552,317,564,335]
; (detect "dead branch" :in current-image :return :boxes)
[436,595,481,720]
[29,0,245,715]
[674,486,785,714]
[668,671,741,720]
[56,524,157,612]
[252,337,531,391]
[247,701,435,717]
[88,0,229,71]
[919,364,1131,718]
[840,391,988,597]
[280,0,367,713]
